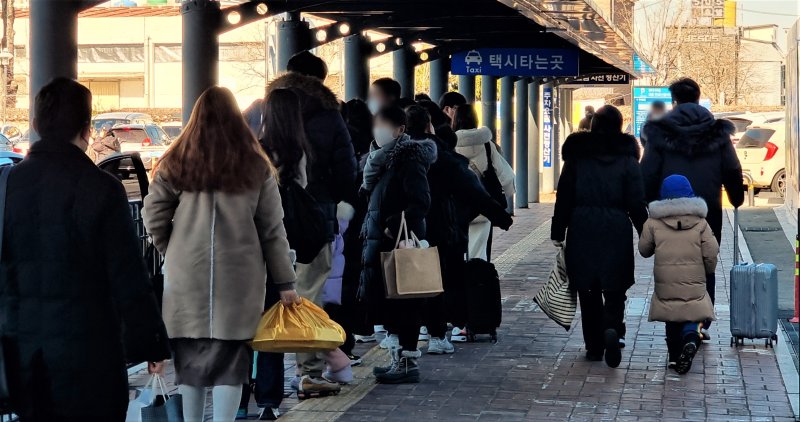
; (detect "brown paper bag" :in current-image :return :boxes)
[381,212,443,299]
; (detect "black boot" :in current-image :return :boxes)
[675,332,700,375]
[604,329,622,368]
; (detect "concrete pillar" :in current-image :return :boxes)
[181,0,220,125]
[481,75,497,140]
[528,79,540,203]
[29,0,83,141]
[277,11,310,73]
[459,75,475,103]
[344,34,369,101]
[393,45,415,99]
[541,82,555,194]
[499,76,514,210]
[514,78,528,208]
[429,58,449,103]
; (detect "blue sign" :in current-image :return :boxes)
[542,87,553,168]
[451,49,579,77]
[632,86,672,138]
[633,54,655,74]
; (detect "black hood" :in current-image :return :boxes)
[647,103,735,156]
[561,131,640,161]
[387,139,438,169]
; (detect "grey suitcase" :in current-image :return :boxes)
[729,208,779,347]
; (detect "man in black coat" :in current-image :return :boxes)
[0,79,170,420]
[640,77,744,334]
[264,51,357,394]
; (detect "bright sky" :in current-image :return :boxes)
[735,0,799,51]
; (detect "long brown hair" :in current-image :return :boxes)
[154,86,274,192]
[261,88,311,182]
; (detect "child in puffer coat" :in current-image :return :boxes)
[321,202,356,384]
[638,175,718,375]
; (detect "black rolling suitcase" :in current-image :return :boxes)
[464,258,502,342]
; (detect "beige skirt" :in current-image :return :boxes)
[170,338,251,387]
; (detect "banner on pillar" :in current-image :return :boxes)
[542,87,553,168]
[451,48,579,77]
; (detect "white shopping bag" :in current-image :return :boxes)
[126,375,158,422]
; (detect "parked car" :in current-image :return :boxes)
[109,124,171,169]
[0,151,24,166]
[725,112,784,144]
[92,112,154,133]
[0,133,13,152]
[735,122,786,197]
[1,125,22,143]
[161,121,182,139]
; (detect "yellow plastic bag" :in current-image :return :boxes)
[250,298,345,353]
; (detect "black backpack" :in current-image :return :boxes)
[481,142,507,208]
[279,180,328,264]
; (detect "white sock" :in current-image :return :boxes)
[212,384,244,421]
[179,385,206,422]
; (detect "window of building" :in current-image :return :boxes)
[78,45,144,63]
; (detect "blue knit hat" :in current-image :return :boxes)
[660,174,695,199]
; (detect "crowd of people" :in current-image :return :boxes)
[0,46,744,420]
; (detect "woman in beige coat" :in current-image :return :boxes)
[638,174,718,375]
[143,87,300,422]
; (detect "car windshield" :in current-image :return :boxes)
[736,128,775,149]
[727,118,753,133]
[0,133,11,151]
[93,119,128,132]
[111,128,148,144]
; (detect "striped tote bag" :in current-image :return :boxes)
[533,246,577,331]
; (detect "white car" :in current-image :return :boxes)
[465,50,482,66]
[725,112,784,144]
[735,122,786,196]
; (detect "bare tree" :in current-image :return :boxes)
[1,0,17,108]
[633,0,693,85]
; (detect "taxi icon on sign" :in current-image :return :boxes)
[465,50,483,66]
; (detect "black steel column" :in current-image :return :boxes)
[481,75,497,141]
[393,44,415,99]
[182,0,220,124]
[515,78,528,208]
[29,0,82,141]
[277,11,310,73]
[459,75,475,103]
[528,79,540,203]
[429,57,449,103]
[344,34,369,101]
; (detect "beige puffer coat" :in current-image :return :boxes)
[143,174,296,340]
[638,197,718,323]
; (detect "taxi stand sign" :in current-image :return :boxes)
[451,48,579,76]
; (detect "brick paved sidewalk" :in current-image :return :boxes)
[130,204,796,421]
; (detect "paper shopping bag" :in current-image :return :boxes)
[380,212,443,299]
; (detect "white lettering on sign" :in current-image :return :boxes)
[550,55,564,70]
[535,55,549,70]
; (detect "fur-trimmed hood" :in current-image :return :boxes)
[455,126,493,147]
[648,196,708,230]
[265,71,340,112]
[387,139,438,169]
[645,103,735,156]
[561,131,640,161]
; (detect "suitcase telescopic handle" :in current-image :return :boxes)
[733,207,740,265]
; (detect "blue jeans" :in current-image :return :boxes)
[665,322,702,361]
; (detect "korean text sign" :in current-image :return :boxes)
[542,87,553,168]
[451,49,579,77]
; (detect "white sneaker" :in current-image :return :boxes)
[354,334,376,343]
[450,327,467,343]
[419,326,430,341]
[379,334,399,349]
[427,337,455,354]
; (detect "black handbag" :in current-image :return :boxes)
[0,166,12,409]
[279,180,328,264]
[481,142,507,207]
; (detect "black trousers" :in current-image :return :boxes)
[240,277,284,410]
[577,289,627,353]
[425,248,467,339]
[384,297,424,351]
[665,322,702,361]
